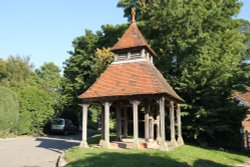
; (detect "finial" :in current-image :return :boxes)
[131,7,136,23]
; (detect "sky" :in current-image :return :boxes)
[0,0,249,71]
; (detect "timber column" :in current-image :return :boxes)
[156,112,161,142]
[123,107,128,138]
[158,97,168,150]
[131,100,141,149]
[116,104,122,141]
[80,104,89,148]
[144,104,150,142]
[177,103,184,145]
[170,101,177,147]
[99,101,112,148]
[100,105,104,140]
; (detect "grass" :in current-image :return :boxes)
[64,134,249,167]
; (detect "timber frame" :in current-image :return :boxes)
[80,95,184,150]
[78,8,184,150]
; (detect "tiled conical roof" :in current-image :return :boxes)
[110,20,156,56]
[78,9,183,102]
[78,61,183,102]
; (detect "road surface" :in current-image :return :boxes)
[0,134,81,167]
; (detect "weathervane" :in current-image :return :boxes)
[131,8,136,23]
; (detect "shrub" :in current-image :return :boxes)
[0,86,19,137]
[18,86,56,134]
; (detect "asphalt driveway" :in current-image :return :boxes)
[0,134,81,167]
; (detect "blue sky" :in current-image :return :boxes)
[0,0,249,71]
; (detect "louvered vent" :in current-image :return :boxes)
[117,53,127,61]
[130,51,141,59]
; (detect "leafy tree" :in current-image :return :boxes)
[62,30,99,125]
[237,19,250,60]
[18,86,56,134]
[0,86,19,137]
[34,62,63,118]
[0,56,61,135]
[35,62,61,92]
[0,56,33,89]
[62,25,125,126]
[0,59,8,81]
[118,0,248,148]
[236,19,250,86]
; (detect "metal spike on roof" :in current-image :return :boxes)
[110,8,156,56]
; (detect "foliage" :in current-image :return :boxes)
[0,56,33,89]
[0,86,19,136]
[117,0,248,148]
[34,62,61,92]
[34,62,63,117]
[17,86,56,134]
[62,25,125,126]
[237,19,250,86]
[64,141,248,167]
[0,56,61,136]
[237,19,250,60]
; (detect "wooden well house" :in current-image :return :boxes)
[78,10,184,150]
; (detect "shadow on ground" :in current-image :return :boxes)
[35,137,79,153]
[35,130,99,154]
[193,159,229,167]
[45,134,82,141]
[65,152,230,167]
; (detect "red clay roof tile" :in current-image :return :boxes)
[79,61,183,101]
[110,22,156,56]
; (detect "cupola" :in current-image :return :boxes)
[110,8,156,63]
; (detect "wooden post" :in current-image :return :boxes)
[80,104,89,148]
[101,105,104,140]
[149,118,154,140]
[156,112,160,142]
[170,101,177,147]
[131,100,141,149]
[177,103,184,145]
[144,104,149,142]
[158,97,168,150]
[159,97,165,141]
[99,102,111,148]
[123,107,128,138]
[246,131,249,149]
[116,104,122,141]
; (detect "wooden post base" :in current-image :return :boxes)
[99,139,110,149]
[80,140,89,148]
[177,137,184,146]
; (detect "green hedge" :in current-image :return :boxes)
[0,86,19,136]
[17,86,56,134]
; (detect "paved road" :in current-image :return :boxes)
[0,134,81,167]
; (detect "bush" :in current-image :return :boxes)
[0,86,19,137]
[18,86,56,134]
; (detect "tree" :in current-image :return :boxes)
[236,19,250,86]
[34,62,63,118]
[0,58,8,81]
[62,30,99,125]
[118,0,248,148]
[0,56,33,89]
[0,86,19,137]
[0,56,61,135]
[35,62,61,92]
[18,86,56,134]
[237,19,250,60]
[62,25,125,126]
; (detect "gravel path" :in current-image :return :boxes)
[0,134,81,167]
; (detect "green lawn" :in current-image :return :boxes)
[64,135,249,167]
